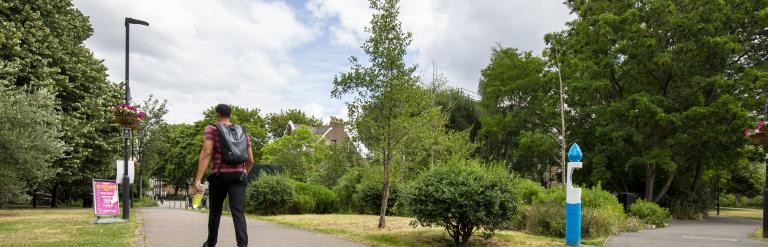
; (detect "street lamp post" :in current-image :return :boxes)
[763,100,768,238]
[123,17,148,220]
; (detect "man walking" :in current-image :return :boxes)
[195,104,254,247]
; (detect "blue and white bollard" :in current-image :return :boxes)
[565,143,583,246]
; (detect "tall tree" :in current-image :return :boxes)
[157,123,199,194]
[478,48,561,184]
[332,0,437,228]
[134,95,168,198]
[0,0,123,206]
[548,0,767,202]
[0,83,67,206]
[264,109,322,139]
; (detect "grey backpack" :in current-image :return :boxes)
[214,123,249,173]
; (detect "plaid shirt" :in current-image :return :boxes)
[204,124,250,173]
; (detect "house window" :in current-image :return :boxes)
[331,139,337,144]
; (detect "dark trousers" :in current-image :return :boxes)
[206,172,248,247]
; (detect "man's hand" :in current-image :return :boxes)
[194,180,204,193]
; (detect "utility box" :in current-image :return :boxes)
[617,192,639,212]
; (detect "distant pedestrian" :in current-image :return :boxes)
[194,104,253,247]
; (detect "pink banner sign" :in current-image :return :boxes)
[92,180,120,216]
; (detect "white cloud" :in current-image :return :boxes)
[307,0,573,91]
[307,0,372,47]
[74,1,572,124]
[75,0,316,123]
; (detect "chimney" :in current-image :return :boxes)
[329,117,344,130]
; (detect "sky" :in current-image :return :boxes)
[73,0,573,124]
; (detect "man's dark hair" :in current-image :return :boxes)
[215,104,232,118]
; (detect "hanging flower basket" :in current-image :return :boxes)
[748,130,767,146]
[745,120,768,146]
[112,104,145,128]
[128,122,140,130]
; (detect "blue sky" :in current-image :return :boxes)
[73,0,572,124]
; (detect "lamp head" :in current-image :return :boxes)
[125,17,149,26]
[568,143,582,162]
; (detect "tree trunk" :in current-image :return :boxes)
[691,161,704,192]
[644,163,656,200]
[32,188,37,208]
[653,167,680,202]
[378,145,392,229]
[50,182,59,208]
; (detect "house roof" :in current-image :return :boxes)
[286,121,332,138]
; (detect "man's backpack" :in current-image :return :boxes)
[214,123,249,173]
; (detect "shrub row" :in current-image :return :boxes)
[512,181,647,238]
[720,194,763,209]
[245,175,339,215]
[334,166,403,215]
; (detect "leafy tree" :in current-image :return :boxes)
[478,48,561,184]
[0,0,123,206]
[546,0,767,202]
[331,0,441,228]
[0,84,67,206]
[158,123,199,194]
[261,127,323,182]
[430,74,483,141]
[265,109,322,139]
[134,95,168,197]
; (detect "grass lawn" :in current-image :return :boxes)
[709,207,763,220]
[753,227,768,242]
[0,208,138,247]
[250,214,606,247]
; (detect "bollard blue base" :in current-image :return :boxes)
[565,202,581,246]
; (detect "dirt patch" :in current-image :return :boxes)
[0,213,19,217]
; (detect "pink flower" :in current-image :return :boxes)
[137,112,146,119]
[759,121,764,130]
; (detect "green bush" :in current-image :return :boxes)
[288,194,315,214]
[720,194,763,209]
[293,182,339,214]
[520,186,629,238]
[246,175,295,215]
[629,200,670,227]
[334,167,362,212]
[666,189,713,219]
[403,159,518,246]
[353,177,401,215]
[512,178,545,205]
[523,199,565,236]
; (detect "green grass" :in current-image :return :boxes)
[753,227,768,242]
[0,208,138,247]
[133,197,158,207]
[709,207,763,220]
[250,214,605,247]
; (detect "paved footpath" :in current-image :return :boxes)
[606,216,766,247]
[136,207,366,247]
